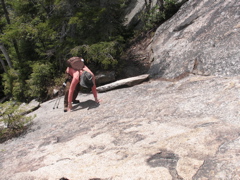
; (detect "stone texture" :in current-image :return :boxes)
[123,0,158,27]
[1,1,240,179]
[149,0,240,79]
[0,75,239,180]
[95,71,116,86]
[19,99,40,115]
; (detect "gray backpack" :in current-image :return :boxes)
[80,71,94,88]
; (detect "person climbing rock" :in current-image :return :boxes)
[64,57,100,112]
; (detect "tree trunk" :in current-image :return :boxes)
[144,0,148,8]
[144,0,151,13]
[0,43,12,68]
[0,56,7,72]
[0,0,10,24]
[157,0,164,11]
[1,0,21,63]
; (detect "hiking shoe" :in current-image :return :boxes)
[72,100,80,104]
[64,107,68,112]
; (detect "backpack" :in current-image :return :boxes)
[66,57,84,70]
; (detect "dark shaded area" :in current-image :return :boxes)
[0,71,5,101]
[192,159,217,180]
[147,149,183,180]
[59,178,70,180]
[72,99,100,111]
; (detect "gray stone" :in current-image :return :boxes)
[149,0,240,79]
[0,75,239,180]
[1,1,240,179]
[95,71,116,86]
[123,0,157,27]
[19,99,40,115]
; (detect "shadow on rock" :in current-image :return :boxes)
[147,149,183,180]
[72,100,100,111]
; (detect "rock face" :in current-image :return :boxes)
[1,1,240,180]
[95,71,116,86]
[123,0,158,28]
[0,75,239,180]
[149,0,240,79]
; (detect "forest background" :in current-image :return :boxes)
[0,0,183,103]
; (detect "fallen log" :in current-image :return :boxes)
[96,74,149,92]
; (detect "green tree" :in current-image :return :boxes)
[70,41,123,70]
[0,0,134,102]
[0,100,34,143]
[26,62,53,101]
[141,0,184,31]
[0,0,21,64]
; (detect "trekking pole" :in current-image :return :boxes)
[55,88,63,109]
[54,95,61,109]
[53,83,66,109]
[53,94,61,109]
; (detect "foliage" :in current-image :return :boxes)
[70,40,124,70]
[0,0,183,102]
[140,0,182,31]
[2,68,24,101]
[0,0,129,102]
[53,74,66,87]
[2,64,52,102]
[26,62,53,101]
[0,100,34,143]
[46,73,66,100]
